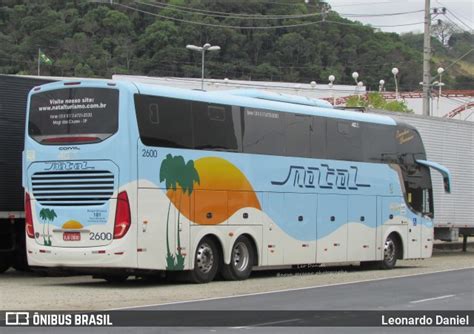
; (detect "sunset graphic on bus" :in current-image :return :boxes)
[166,156,261,225]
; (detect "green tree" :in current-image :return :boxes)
[0,0,471,88]
[346,92,413,113]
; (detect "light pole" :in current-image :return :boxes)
[436,67,445,114]
[328,75,335,105]
[392,67,399,100]
[186,43,221,90]
[352,72,359,85]
[379,79,385,92]
[357,81,363,101]
[352,72,359,98]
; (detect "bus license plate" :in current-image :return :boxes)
[63,232,81,241]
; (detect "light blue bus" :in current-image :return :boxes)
[23,80,451,283]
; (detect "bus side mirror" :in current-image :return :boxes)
[416,159,451,194]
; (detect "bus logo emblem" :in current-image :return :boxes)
[271,164,370,190]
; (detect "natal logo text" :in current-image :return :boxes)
[45,161,94,171]
[271,164,370,190]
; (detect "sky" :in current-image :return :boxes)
[325,0,473,34]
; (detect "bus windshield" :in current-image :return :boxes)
[28,87,119,144]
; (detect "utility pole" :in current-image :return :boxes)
[422,0,431,116]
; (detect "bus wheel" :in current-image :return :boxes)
[221,236,254,281]
[380,234,398,269]
[102,275,129,283]
[0,256,10,274]
[188,237,219,283]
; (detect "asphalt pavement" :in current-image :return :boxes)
[139,267,474,311]
[4,268,472,333]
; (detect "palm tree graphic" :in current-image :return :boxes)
[160,154,200,270]
[39,208,57,246]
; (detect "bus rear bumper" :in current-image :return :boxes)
[26,239,137,269]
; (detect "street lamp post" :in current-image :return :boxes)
[352,72,359,85]
[392,67,399,100]
[436,67,445,114]
[379,79,385,92]
[328,75,335,105]
[352,72,359,99]
[357,81,363,101]
[186,43,221,90]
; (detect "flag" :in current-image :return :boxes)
[39,51,53,65]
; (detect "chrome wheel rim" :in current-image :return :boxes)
[232,241,249,272]
[196,242,214,274]
[384,239,396,263]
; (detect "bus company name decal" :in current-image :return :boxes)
[45,161,94,171]
[271,164,371,190]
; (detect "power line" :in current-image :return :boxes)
[115,3,425,30]
[442,15,467,33]
[329,20,424,28]
[117,3,322,29]
[435,0,474,28]
[141,1,422,20]
[443,48,474,71]
[431,48,474,82]
[340,10,424,18]
[446,10,473,32]
[143,0,324,19]
[330,1,391,8]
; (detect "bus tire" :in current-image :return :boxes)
[379,234,399,269]
[0,255,10,274]
[221,236,254,281]
[187,237,220,284]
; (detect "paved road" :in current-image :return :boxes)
[146,267,474,311]
[4,268,472,334]
[2,251,472,311]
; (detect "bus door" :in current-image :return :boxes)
[407,214,422,259]
[347,195,377,262]
[316,194,348,263]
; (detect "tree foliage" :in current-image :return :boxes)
[0,0,472,89]
[346,92,413,113]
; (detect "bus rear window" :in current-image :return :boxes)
[28,87,119,144]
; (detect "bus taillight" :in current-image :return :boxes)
[25,193,34,238]
[114,191,131,239]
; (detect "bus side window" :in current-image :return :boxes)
[135,95,193,148]
[310,116,326,159]
[362,124,396,163]
[285,113,311,158]
[326,119,362,161]
[242,108,285,156]
[193,102,241,152]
